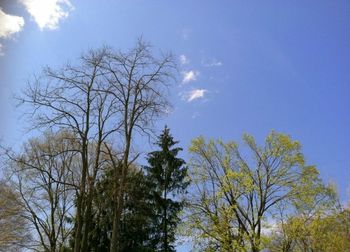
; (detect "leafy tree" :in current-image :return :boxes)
[0,181,31,252]
[187,131,335,252]
[269,207,350,252]
[144,126,189,252]
[305,208,350,251]
[4,131,78,251]
[268,166,338,252]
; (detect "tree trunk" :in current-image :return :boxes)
[110,186,124,252]
[82,141,102,251]
[110,138,131,252]
[81,190,93,251]
[74,147,88,252]
[164,188,168,252]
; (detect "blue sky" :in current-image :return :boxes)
[1,0,349,232]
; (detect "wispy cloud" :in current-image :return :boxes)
[0,8,25,39]
[20,0,74,30]
[0,44,4,56]
[182,70,199,84]
[202,58,223,67]
[179,54,189,65]
[182,89,207,102]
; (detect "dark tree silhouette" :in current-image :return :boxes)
[144,126,189,252]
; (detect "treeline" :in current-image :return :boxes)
[1,126,188,252]
[0,40,349,252]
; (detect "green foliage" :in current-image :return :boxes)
[144,126,189,252]
[269,208,350,252]
[68,127,189,252]
[187,131,336,252]
[87,166,156,252]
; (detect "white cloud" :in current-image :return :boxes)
[0,8,25,39]
[179,54,189,65]
[182,89,207,102]
[20,0,73,30]
[182,70,199,84]
[202,58,223,67]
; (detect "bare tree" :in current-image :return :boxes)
[17,46,123,252]
[98,39,176,252]
[17,39,176,252]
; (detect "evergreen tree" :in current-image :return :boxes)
[144,126,190,252]
[91,166,157,252]
[65,127,189,252]
[67,165,156,252]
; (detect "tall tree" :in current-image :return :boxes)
[17,39,176,252]
[99,39,176,252]
[18,47,120,252]
[187,131,335,252]
[144,126,189,252]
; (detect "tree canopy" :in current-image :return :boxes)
[144,126,189,252]
[186,131,337,252]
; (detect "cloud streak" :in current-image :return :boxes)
[182,70,199,84]
[20,0,73,30]
[202,58,223,67]
[182,89,207,102]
